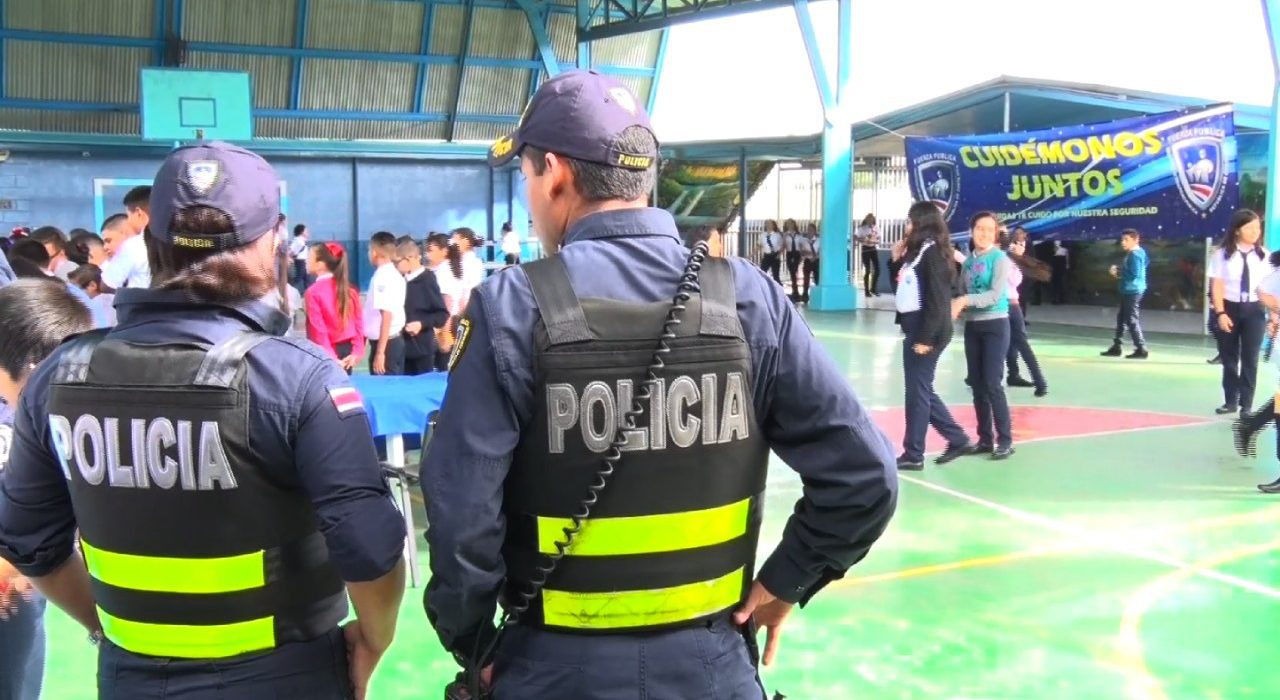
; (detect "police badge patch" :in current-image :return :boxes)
[448,318,472,372]
[0,423,12,472]
[185,160,221,195]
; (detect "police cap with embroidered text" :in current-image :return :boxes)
[149,141,282,251]
[487,69,659,171]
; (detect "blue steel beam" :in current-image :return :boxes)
[449,0,477,142]
[579,0,795,42]
[0,28,652,76]
[0,129,493,159]
[152,0,166,66]
[792,0,833,114]
[290,0,308,110]
[801,0,855,312]
[576,0,592,69]
[413,2,435,113]
[0,97,520,123]
[646,28,669,115]
[1264,0,1280,251]
[514,0,561,78]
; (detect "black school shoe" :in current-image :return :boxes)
[896,455,925,471]
[936,442,975,465]
[1101,344,1122,357]
[992,445,1016,460]
[1126,348,1148,359]
[1233,418,1259,458]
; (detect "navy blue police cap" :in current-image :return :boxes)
[488,70,658,171]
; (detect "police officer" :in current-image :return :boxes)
[422,70,898,699]
[0,142,407,700]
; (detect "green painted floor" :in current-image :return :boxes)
[37,308,1280,699]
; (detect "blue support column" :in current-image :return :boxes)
[290,0,308,110]
[647,28,670,115]
[413,3,435,113]
[152,0,166,66]
[1264,0,1280,251]
[796,0,855,311]
[448,0,476,142]
[515,0,560,78]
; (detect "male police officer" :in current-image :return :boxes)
[0,142,406,699]
[422,70,897,699]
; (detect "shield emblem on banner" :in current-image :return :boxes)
[915,159,958,220]
[1170,137,1226,215]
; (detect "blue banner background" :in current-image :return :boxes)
[905,105,1239,242]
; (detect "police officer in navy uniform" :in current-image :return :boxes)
[0,142,407,700]
[422,70,898,699]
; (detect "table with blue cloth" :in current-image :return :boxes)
[349,372,448,587]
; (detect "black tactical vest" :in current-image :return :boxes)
[46,331,348,659]
[503,255,769,633]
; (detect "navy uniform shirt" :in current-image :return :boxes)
[0,289,405,583]
[422,208,898,655]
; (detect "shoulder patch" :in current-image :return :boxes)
[448,317,472,372]
[328,386,366,417]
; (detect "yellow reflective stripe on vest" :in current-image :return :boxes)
[542,567,745,630]
[97,607,275,659]
[80,539,265,594]
[536,498,750,557]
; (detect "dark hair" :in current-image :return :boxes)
[860,213,876,227]
[369,231,397,258]
[426,232,450,251]
[30,226,67,253]
[782,219,798,233]
[449,227,480,250]
[969,210,999,230]
[764,220,779,233]
[68,232,103,265]
[123,186,151,210]
[146,206,276,301]
[1219,209,1263,259]
[501,221,513,233]
[9,256,48,279]
[100,213,128,233]
[522,126,658,203]
[0,278,93,381]
[68,263,103,291]
[904,201,956,269]
[395,235,421,263]
[293,224,306,237]
[9,238,51,269]
[311,242,355,324]
[682,225,717,250]
[1121,229,1141,241]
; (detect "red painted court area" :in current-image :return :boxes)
[869,404,1214,453]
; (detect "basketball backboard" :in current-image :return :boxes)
[140,68,253,142]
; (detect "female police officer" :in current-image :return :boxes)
[0,142,406,700]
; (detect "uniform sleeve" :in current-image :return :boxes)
[753,277,898,605]
[100,251,129,290]
[913,248,952,347]
[292,361,405,582]
[421,291,515,657]
[1208,251,1225,280]
[0,381,79,577]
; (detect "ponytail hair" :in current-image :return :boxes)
[446,241,463,281]
[312,241,354,324]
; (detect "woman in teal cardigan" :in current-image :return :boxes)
[951,211,1015,460]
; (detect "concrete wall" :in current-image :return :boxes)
[0,150,529,286]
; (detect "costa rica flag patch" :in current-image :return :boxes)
[328,386,365,416]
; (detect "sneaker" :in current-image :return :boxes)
[992,445,1016,460]
[1233,418,1259,458]
[966,442,993,456]
[936,442,974,465]
[1126,348,1148,360]
[1100,344,1122,357]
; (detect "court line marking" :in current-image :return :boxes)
[1113,539,1280,700]
[899,475,1280,600]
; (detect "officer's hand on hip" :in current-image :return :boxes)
[733,580,794,666]
[343,620,389,700]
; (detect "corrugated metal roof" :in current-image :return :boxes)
[422,64,460,114]
[6,41,147,103]
[547,12,577,64]
[302,59,416,112]
[456,66,527,116]
[183,0,294,46]
[185,52,291,110]
[470,8,535,60]
[256,117,448,141]
[592,28,660,67]
[0,108,139,134]
[452,121,511,143]
[429,4,466,56]
[5,0,153,38]
[307,0,423,53]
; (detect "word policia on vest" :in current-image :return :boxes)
[47,414,237,490]
[546,372,751,454]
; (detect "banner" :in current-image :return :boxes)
[657,160,774,232]
[905,104,1238,241]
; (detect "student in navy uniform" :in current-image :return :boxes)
[0,279,93,700]
[395,236,449,375]
[0,142,406,700]
[422,70,897,700]
[1208,209,1269,415]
